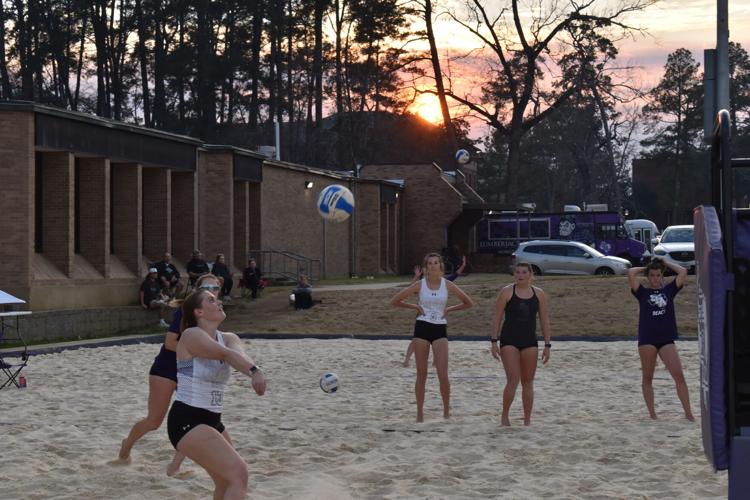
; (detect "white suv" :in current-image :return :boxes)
[652,225,695,272]
[511,240,631,276]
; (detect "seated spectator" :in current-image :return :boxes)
[242,258,263,299]
[186,250,210,287]
[140,268,171,327]
[210,253,233,300]
[155,252,183,298]
[293,274,313,310]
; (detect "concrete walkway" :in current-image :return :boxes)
[314,281,411,292]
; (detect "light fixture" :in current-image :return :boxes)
[305,180,314,189]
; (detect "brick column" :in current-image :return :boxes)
[171,171,197,264]
[0,111,34,301]
[380,205,388,271]
[112,163,142,274]
[248,182,261,254]
[198,152,234,263]
[78,158,110,277]
[389,201,398,273]
[42,152,75,277]
[233,181,249,268]
[142,167,171,263]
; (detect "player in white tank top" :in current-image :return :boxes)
[175,331,231,412]
[166,289,267,498]
[416,277,448,324]
[391,252,474,423]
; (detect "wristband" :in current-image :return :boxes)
[544,343,551,348]
[249,365,260,375]
[490,339,498,343]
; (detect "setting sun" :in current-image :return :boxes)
[411,92,443,125]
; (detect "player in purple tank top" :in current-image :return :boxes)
[627,257,694,421]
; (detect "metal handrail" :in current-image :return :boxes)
[247,250,321,282]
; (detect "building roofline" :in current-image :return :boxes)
[0,100,203,145]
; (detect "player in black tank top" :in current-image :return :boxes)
[499,285,539,350]
[490,263,551,426]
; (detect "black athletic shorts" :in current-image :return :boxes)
[638,340,675,350]
[149,347,177,382]
[167,400,225,448]
[413,320,447,344]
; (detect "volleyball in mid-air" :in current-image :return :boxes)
[317,184,354,223]
[319,372,339,393]
[455,149,471,164]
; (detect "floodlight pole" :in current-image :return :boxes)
[717,0,729,112]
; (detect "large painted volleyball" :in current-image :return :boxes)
[455,149,471,164]
[317,184,354,222]
[319,372,339,393]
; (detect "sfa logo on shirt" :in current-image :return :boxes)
[648,291,668,315]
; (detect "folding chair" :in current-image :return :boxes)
[0,310,31,390]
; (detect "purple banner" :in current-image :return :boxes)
[695,205,729,470]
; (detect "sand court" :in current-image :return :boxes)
[0,339,727,499]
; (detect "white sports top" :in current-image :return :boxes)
[416,278,448,325]
[175,331,231,413]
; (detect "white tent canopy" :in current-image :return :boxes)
[0,290,25,305]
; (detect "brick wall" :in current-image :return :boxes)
[0,111,34,301]
[78,158,110,277]
[198,152,234,264]
[171,171,197,263]
[261,166,350,278]
[142,167,171,262]
[361,164,463,272]
[42,152,75,276]
[112,163,142,274]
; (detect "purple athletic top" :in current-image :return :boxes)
[631,281,681,345]
[149,308,183,381]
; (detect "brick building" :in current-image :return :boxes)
[0,102,498,341]
[360,163,485,271]
[0,102,408,341]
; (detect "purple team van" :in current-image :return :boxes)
[477,211,648,263]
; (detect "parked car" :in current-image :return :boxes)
[510,240,632,276]
[652,224,695,272]
[624,219,659,253]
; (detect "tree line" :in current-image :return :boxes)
[2,0,747,213]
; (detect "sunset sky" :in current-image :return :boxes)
[410,0,750,137]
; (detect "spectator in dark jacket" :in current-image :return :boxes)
[186,250,210,287]
[211,253,233,299]
[155,252,183,298]
[293,274,313,310]
[140,268,170,327]
[242,258,263,299]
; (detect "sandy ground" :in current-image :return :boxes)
[222,274,698,339]
[0,338,726,499]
